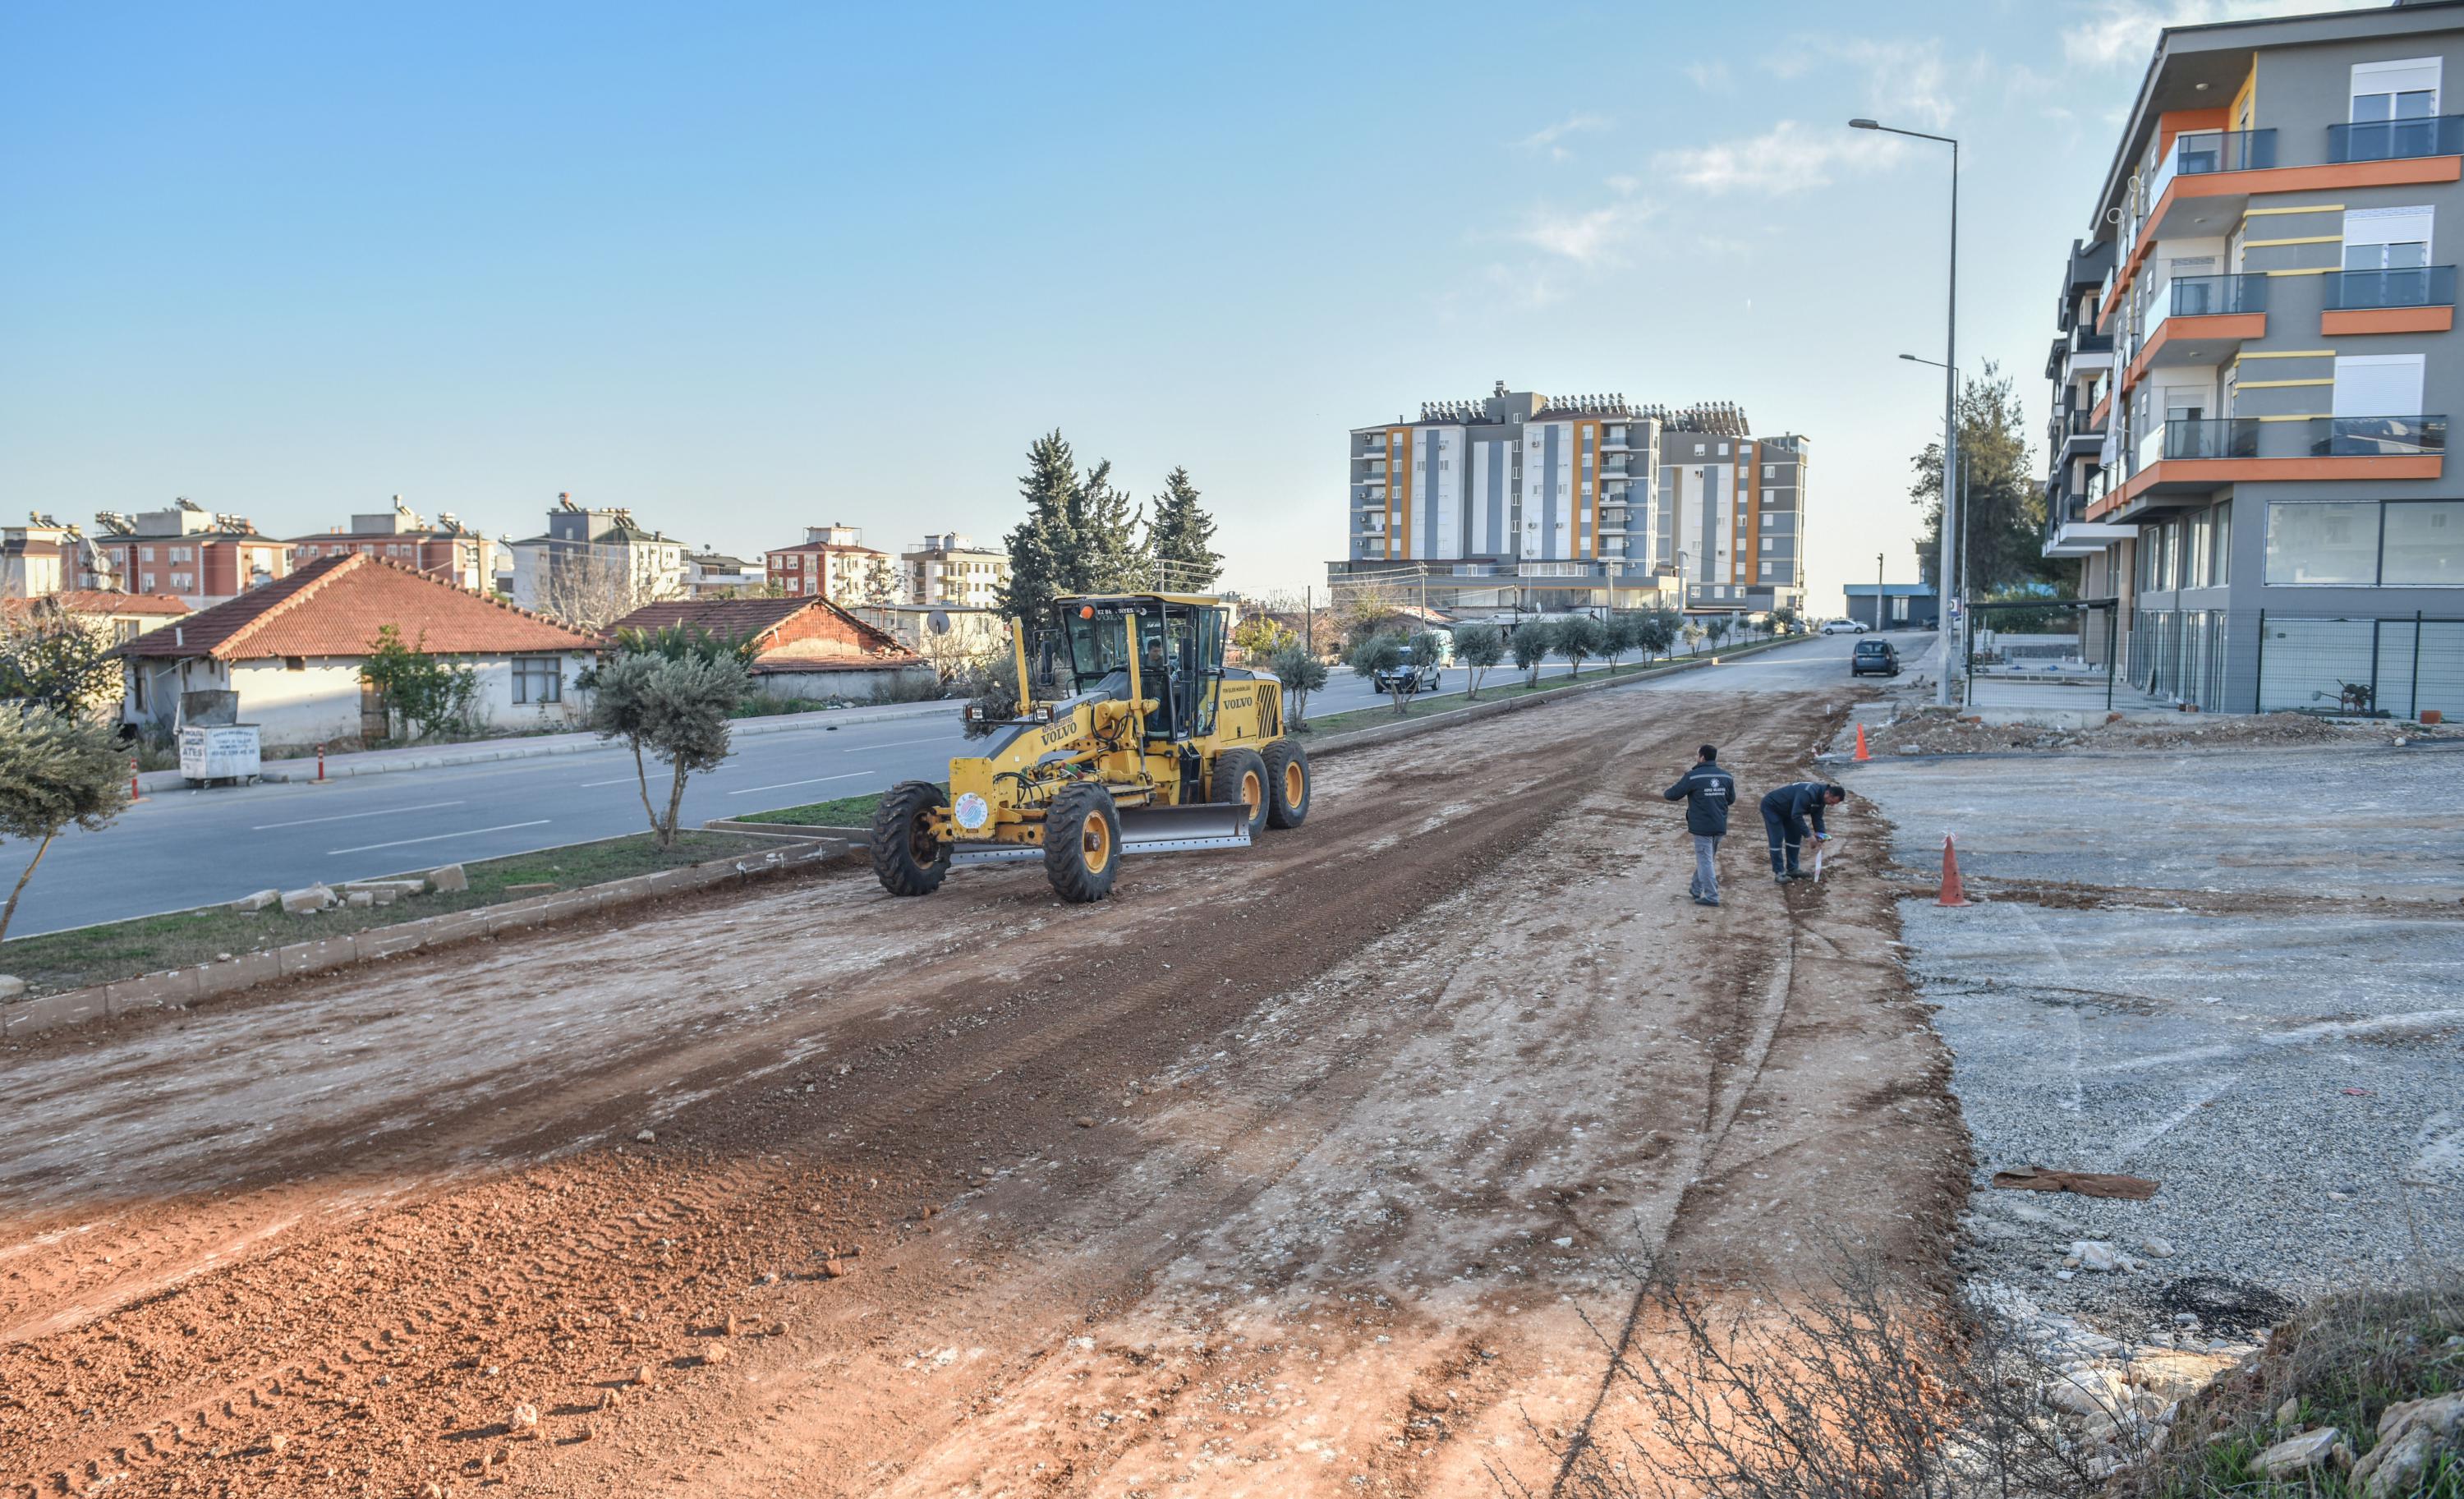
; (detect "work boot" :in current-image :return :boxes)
[1694,896,1721,908]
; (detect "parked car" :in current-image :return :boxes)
[1372,647,1443,696]
[1850,639,1900,677]
[1821,618,1869,635]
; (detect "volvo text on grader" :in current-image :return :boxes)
[871,592,1311,903]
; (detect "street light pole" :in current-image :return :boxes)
[1859,117,1959,705]
[1876,551,1885,631]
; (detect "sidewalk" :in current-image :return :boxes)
[137,698,962,792]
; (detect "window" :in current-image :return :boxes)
[139,546,155,562]
[1761,536,1775,553]
[2186,509,2213,589]
[2213,500,2232,586]
[2384,500,2464,585]
[512,656,563,705]
[1693,443,1706,457]
[1763,464,1778,480]
[141,572,156,590]
[2351,57,2440,124]
[2266,502,2379,583]
[170,572,193,590]
[2343,205,2432,270]
[2333,353,2425,417]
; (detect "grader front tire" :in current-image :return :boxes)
[871,780,950,897]
[1262,739,1311,829]
[1210,747,1270,841]
[1043,784,1122,904]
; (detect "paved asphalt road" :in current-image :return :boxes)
[6,630,1933,938]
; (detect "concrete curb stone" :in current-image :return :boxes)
[0,839,835,1044]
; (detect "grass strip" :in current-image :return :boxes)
[0,830,786,1001]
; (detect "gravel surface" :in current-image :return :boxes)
[1864,709,2464,756]
[1847,743,2464,1343]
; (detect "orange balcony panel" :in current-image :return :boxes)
[2089,453,2443,520]
[2100,155,2464,325]
[2321,306,2455,335]
[2122,312,2266,393]
[2090,390,2112,429]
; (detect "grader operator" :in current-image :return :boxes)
[871,593,1311,903]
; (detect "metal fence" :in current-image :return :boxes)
[2250,611,2464,720]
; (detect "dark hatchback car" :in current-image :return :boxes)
[1851,639,1900,677]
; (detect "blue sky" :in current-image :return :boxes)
[0,0,2376,612]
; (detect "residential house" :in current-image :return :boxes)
[2047,2,2464,715]
[849,603,1007,679]
[113,553,599,747]
[765,524,897,605]
[89,500,293,609]
[683,549,765,597]
[288,498,490,591]
[901,533,1009,608]
[508,494,687,623]
[608,595,927,701]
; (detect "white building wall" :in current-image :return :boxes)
[122,651,593,747]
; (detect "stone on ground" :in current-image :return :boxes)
[2255,1426,2340,1477]
[280,884,336,915]
[425,863,468,893]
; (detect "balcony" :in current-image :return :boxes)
[2321,264,2459,333]
[2042,486,2135,558]
[2129,274,2266,387]
[2094,415,2445,520]
[2328,114,2464,164]
[2134,129,2278,245]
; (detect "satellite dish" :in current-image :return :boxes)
[927,609,951,635]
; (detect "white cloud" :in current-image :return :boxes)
[1652,120,1907,196]
[2062,0,2385,71]
[1518,112,1611,161]
[1512,194,1659,266]
[1685,60,1733,94]
[1758,35,1955,129]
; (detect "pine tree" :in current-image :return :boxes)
[996,430,1083,652]
[1909,362,2071,596]
[1144,466,1221,592]
[1073,457,1149,593]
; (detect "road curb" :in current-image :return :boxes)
[135,700,962,792]
[0,839,857,1044]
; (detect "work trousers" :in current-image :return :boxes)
[1763,807,1802,876]
[1689,835,1722,901]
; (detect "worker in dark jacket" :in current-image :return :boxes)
[1760,780,1846,882]
[1662,744,1738,907]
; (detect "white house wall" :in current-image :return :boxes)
[122,652,592,747]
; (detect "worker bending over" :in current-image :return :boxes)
[1760,780,1846,884]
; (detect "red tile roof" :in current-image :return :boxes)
[607,595,914,660]
[3,591,192,621]
[113,553,596,661]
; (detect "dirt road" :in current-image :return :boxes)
[2,682,1965,1497]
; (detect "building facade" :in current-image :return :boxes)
[683,549,765,597]
[1329,383,1809,614]
[2045,2,2464,716]
[0,515,122,598]
[765,524,898,605]
[508,494,687,623]
[289,498,488,592]
[901,532,1009,608]
[90,501,293,609]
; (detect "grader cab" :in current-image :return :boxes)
[871,593,1311,903]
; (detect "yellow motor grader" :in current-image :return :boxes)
[871,592,1311,903]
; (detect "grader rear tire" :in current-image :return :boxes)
[1262,739,1310,829]
[1042,784,1121,904]
[871,780,950,896]
[1209,747,1270,840]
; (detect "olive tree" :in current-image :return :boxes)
[1349,631,1414,716]
[1557,614,1605,679]
[0,706,132,945]
[1453,623,1505,700]
[585,651,752,847]
[1769,604,1803,637]
[1511,619,1556,688]
[1639,607,1680,661]
[1266,641,1329,728]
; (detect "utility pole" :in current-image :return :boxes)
[1876,551,1884,630]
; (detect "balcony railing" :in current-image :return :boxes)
[2146,417,2261,467]
[2309,414,2447,457]
[2328,114,2464,163]
[2323,264,2458,310]
[2143,128,2278,214]
[2139,272,2269,348]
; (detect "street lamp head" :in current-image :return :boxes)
[1849,117,1880,131]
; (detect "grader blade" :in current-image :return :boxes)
[1117,801,1253,855]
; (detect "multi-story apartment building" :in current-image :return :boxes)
[90,500,293,609]
[1329,383,1809,614]
[683,549,764,597]
[766,524,898,604]
[901,532,1009,608]
[289,498,489,592]
[508,494,687,619]
[2046,2,2464,715]
[1,515,124,598]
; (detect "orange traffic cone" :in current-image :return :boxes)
[1854,724,1870,761]
[1937,834,1970,907]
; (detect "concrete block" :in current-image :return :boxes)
[197,950,282,1000]
[0,975,24,1001]
[228,889,281,913]
[338,880,425,898]
[426,863,469,893]
[346,891,375,909]
[281,883,337,915]
[354,922,434,963]
[3,986,107,1039]
[106,968,202,1017]
[279,938,356,978]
